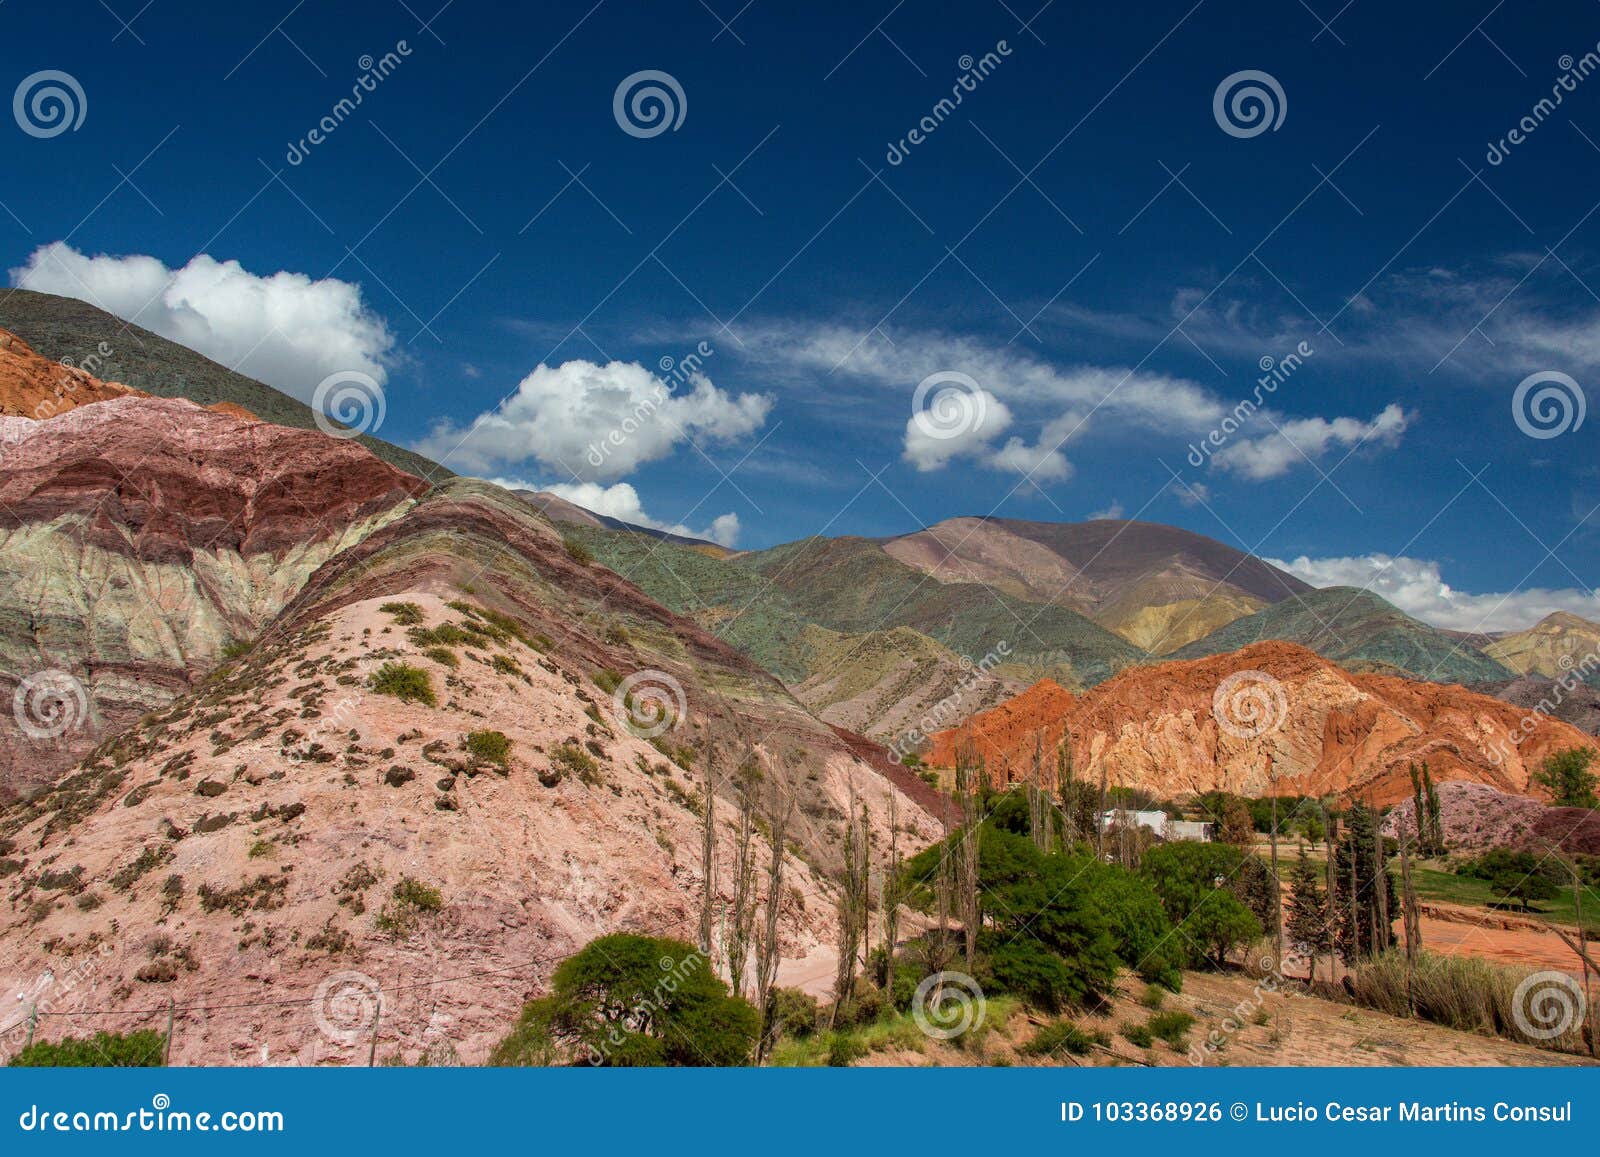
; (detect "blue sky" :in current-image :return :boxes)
[3,0,1598,631]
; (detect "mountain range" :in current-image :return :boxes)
[0,313,1597,1062]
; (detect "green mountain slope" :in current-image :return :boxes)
[0,288,448,480]
[571,528,1147,693]
[1172,587,1513,683]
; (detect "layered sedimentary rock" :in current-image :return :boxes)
[929,641,1599,805]
[0,396,428,792]
[0,481,938,1063]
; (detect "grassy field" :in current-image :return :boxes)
[1409,865,1600,935]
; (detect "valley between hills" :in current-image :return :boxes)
[0,288,1597,1068]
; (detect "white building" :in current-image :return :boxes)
[1097,809,1212,842]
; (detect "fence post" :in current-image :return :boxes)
[164,998,175,1066]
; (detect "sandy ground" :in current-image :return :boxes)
[1419,903,1591,981]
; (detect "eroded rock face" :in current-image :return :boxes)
[929,641,1600,805]
[0,327,141,420]
[0,396,429,793]
[0,483,938,1065]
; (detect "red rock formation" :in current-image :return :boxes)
[0,396,429,792]
[929,641,1600,805]
[0,326,256,422]
[0,395,426,559]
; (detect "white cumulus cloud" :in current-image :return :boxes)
[1264,551,1600,633]
[10,242,396,399]
[1212,404,1411,480]
[492,478,741,547]
[739,322,1409,486]
[418,359,771,483]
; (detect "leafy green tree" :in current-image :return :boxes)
[1460,849,1562,912]
[8,1030,165,1067]
[1140,840,1274,969]
[1331,803,1397,963]
[490,933,758,1066]
[1184,890,1262,968]
[1285,844,1332,965]
[1533,747,1599,808]
[1487,866,1559,912]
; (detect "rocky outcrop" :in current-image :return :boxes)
[0,396,428,793]
[928,641,1599,805]
[0,481,939,1064]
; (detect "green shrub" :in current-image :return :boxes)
[768,987,821,1039]
[392,875,442,912]
[379,601,426,625]
[1146,1009,1196,1049]
[1022,1020,1107,1058]
[563,538,593,566]
[551,742,600,783]
[593,668,623,694]
[9,1030,166,1067]
[825,1032,867,1067]
[466,730,511,766]
[491,933,756,1066]
[423,646,459,669]
[409,624,478,648]
[376,875,443,937]
[369,662,436,707]
[490,654,521,676]
[220,638,253,661]
[1121,1021,1153,1048]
